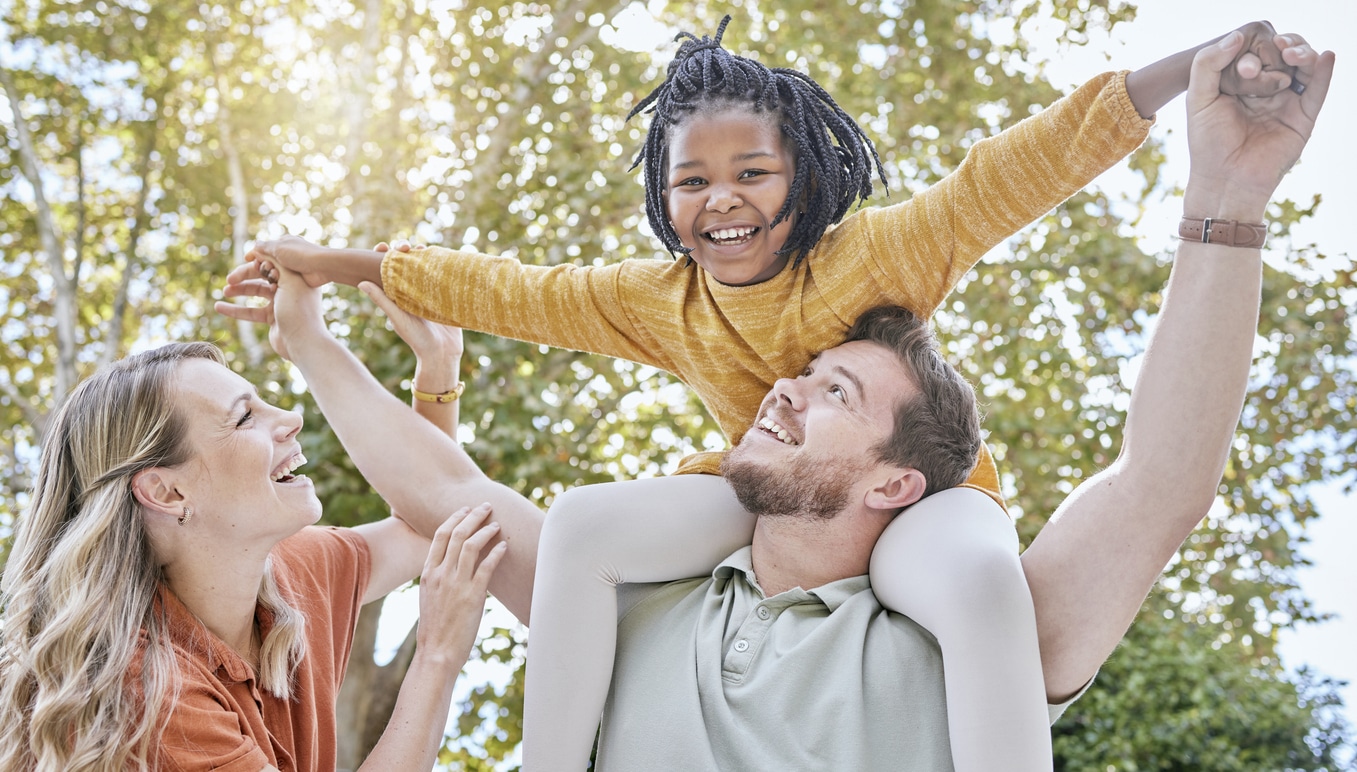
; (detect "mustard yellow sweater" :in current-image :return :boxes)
[383,71,1151,500]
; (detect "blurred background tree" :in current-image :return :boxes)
[2,0,1351,768]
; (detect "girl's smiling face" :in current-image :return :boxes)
[665,108,797,286]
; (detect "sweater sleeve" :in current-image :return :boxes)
[381,248,680,372]
[851,70,1151,315]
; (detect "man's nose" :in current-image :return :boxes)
[771,376,806,410]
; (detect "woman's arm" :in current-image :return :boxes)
[351,277,470,604]
[355,506,506,772]
[223,268,543,622]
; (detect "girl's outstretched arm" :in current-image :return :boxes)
[523,475,754,772]
[870,487,1051,772]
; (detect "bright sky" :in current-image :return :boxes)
[1029,0,1356,749]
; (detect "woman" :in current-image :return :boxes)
[0,289,502,770]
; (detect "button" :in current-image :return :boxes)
[733,639,749,652]
[756,606,771,619]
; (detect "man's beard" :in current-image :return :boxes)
[720,439,864,521]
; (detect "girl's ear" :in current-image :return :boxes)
[131,468,186,518]
[864,467,926,512]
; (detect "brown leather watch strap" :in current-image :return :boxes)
[1178,217,1267,249]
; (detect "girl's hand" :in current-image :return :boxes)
[1185,31,1334,214]
[416,503,508,664]
[227,235,337,289]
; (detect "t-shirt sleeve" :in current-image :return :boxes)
[847,70,1151,317]
[381,247,678,371]
[156,683,271,772]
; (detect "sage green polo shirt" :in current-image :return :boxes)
[598,547,1083,771]
[597,546,950,771]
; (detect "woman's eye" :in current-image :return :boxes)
[236,410,254,427]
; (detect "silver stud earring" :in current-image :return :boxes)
[178,506,193,527]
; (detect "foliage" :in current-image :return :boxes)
[1054,597,1351,770]
[2,0,1353,768]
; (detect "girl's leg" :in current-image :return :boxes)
[870,487,1052,772]
[522,474,753,772]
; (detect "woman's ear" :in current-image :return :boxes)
[131,468,186,519]
[864,467,926,512]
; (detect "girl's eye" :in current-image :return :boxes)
[739,169,767,179]
[675,177,705,187]
[236,410,254,428]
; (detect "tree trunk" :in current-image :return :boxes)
[1,66,78,405]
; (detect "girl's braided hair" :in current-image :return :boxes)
[628,15,888,267]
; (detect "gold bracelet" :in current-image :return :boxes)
[412,382,464,403]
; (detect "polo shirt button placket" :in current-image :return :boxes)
[756,606,771,620]
[733,639,750,652]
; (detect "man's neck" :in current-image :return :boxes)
[750,509,890,597]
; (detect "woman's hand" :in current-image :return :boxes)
[214,264,327,361]
[416,503,508,666]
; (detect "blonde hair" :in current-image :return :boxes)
[0,343,308,771]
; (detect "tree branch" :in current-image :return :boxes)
[1,66,79,403]
[444,0,628,245]
[209,53,266,367]
[101,105,161,368]
[0,375,44,440]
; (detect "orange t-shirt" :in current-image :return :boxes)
[148,526,371,772]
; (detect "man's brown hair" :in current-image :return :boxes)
[845,305,981,498]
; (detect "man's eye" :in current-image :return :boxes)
[830,385,847,401]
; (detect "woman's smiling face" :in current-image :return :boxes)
[170,358,321,542]
[665,108,797,286]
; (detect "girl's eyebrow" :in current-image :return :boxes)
[671,149,779,172]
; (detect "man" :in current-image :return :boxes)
[227,29,1333,771]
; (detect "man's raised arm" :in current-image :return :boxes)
[1020,31,1335,701]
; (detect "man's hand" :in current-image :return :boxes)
[1186,30,1335,215]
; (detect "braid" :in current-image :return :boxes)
[628,15,887,267]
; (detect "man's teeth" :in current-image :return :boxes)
[758,417,796,445]
[271,453,307,482]
[707,226,756,243]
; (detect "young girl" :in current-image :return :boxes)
[223,17,1302,770]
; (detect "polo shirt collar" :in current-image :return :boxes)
[713,546,871,612]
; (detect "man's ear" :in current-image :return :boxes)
[131,468,187,519]
[864,467,926,511]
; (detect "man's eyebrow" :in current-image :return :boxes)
[831,365,865,399]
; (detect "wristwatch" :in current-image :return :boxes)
[1178,217,1267,249]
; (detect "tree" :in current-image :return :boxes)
[3,1,1352,768]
